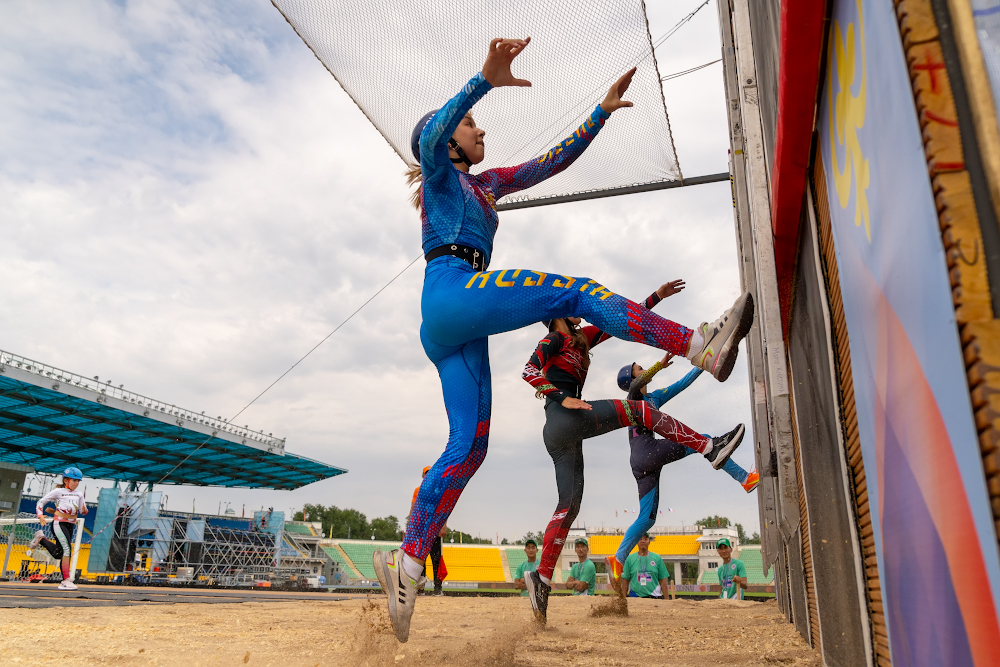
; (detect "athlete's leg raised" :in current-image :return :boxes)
[422,263,693,355]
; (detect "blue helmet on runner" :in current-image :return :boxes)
[411,110,438,162]
[62,466,83,480]
[411,109,473,167]
[617,363,636,392]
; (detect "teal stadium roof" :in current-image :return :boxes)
[0,351,346,490]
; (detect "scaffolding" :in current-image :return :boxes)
[88,489,285,586]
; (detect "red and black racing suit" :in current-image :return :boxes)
[522,292,711,582]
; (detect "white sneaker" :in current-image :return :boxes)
[58,580,78,591]
[373,548,425,643]
[691,292,755,382]
[27,529,44,551]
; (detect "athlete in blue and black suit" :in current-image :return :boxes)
[374,37,755,642]
[603,356,760,596]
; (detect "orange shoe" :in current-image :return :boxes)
[604,555,624,595]
[742,469,760,493]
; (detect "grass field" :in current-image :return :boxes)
[0,587,819,666]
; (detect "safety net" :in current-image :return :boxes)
[270,0,682,205]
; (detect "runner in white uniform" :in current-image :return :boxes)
[27,467,87,591]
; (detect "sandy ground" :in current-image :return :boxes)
[0,592,821,666]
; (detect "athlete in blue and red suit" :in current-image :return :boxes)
[373,37,754,642]
[519,280,745,622]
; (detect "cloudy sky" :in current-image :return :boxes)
[2,0,761,539]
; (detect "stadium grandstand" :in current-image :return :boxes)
[312,526,773,592]
[0,349,346,488]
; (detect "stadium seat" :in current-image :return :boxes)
[586,534,699,557]
[432,546,505,582]
[334,541,402,580]
[736,548,774,584]
[505,548,528,579]
[284,522,315,536]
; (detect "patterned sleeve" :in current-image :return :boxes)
[582,325,612,349]
[647,368,704,408]
[643,291,662,310]
[522,332,570,404]
[420,73,493,184]
[477,105,611,199]
[627,361,665,401]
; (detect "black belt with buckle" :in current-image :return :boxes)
[425,244,489,270]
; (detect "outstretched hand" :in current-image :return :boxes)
[561,397,592,410]
[656,279,686,299]
[482,37,532,88]
[601,67,636,113]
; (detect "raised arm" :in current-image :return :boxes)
[419,73,493,182]
[477,68,637,199]
[627,359,667,401]
[420,38,531,184]
[522,333,570,403]
[647,367,704,408]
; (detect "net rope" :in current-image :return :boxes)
[270,0,683,204]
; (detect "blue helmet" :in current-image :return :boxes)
[62,466,83,480]
[617,363,636,392]
[410,110,438,162]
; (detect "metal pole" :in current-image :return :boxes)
[720,0,811,635]
[494,173,731,211]
[69,517,84,582]
[2,515,17,578]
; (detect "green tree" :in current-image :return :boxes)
[442,528,491,544]
[298,504,369,539]
[695,515,730,529]
[520,530,546,545]
[370,515,402,541]
[735,523,747,543]
[745,531,761,544]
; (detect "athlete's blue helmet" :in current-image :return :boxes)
[62,466,83,480]
[617,363,636,392]
[411,110,438,162]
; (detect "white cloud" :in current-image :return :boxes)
[3,0,760,538]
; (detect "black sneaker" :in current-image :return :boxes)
[705,424,745,470]
[524,570,551,624]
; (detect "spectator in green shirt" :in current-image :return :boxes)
[514,539,539,597]
[716,538,747,599]
[565,538,596,596]
[622,533,670,599]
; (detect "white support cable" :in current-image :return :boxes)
[153,253,422,485]
[661,59,721,82]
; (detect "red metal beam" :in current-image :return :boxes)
[770,0,828,335]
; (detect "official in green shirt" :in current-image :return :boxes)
[513,539,539,597]
[622,532,670,598]
[716,538,747,599]
[565,538,597,595]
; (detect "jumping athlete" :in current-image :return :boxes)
[519,286,745,622]
[26,467,87,591]
[373,37,754,642]
[604,357,759,595]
